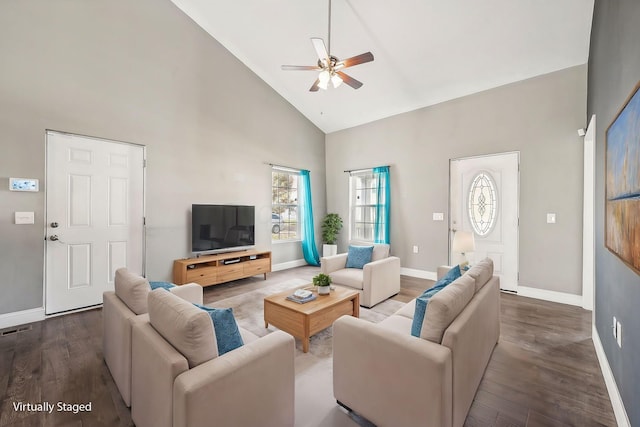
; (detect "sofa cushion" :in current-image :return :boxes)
[194,304,244,356]
[350,241,390,262]
[149,281,176,291]
[330,268,365,290]
[395,299,416,319]
[346,245,374,269]
[466,258,494,293]
[410,265,462,337]
[115,268,151,315]
[378,314,413,335]
[420,274,475,343]
[147,289,218,368]
[239,327,259,344]
[371,244,390,261]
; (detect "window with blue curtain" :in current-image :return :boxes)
[349,166,390,244]
[271,168,300,241]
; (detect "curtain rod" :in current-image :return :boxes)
[344,165,391,174]
[264,162,305,172]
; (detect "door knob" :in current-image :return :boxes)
[49,235,59,241]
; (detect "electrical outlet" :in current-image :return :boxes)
[616,321,622,348]
[546,213,556,224]
[412,245,419,254]
[432,212,444,221]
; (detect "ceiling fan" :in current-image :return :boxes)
[281,0,374,92]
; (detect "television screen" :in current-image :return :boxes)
[191,204,255,254]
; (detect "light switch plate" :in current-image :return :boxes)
[15,212,35,225]
[433,212,444,221]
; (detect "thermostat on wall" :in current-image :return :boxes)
[9,178,39,192]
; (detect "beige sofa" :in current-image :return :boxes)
[333,258,500,427]
[321,242,401,307]
[103,268,203,407]
[131,288,295,427]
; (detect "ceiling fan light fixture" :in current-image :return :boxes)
[318,78,329,90]
[331,73,343,88]
[318,70,331,83]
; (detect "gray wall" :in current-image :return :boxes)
[0,0,325,315]
[588,1,640,424]
[326,65,587,295]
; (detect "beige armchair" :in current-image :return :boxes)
[103,268,203,407]
[131,289,295,427]
[321,242,401,308]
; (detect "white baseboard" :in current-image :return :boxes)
[0,307,45,330]
[592,324,630,427]
[400,268,437,281]
[516,286,582,307]
[273,259,309,272]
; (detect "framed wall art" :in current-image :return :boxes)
[605,81,640,274]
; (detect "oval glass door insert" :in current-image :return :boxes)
[468,172,498,236]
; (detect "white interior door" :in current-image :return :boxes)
[45,131,145,314]
[450,152,519,292]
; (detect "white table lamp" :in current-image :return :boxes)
[452,231,476,265]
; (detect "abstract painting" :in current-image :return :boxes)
[606,81,640,274]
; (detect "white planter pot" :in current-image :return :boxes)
[323,244,338,257]
[317,286,330,295]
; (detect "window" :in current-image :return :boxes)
[272,170,299,241]
[468,171,498,236]
[349,170,378,242]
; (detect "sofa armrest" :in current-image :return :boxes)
[103,291,138,406]
[321,253,348,274]
[173,331,295,427]
[169,282,203,305]
[361,256,401,307]
[333,315,452,427]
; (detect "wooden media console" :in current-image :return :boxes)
[173,249,271,287]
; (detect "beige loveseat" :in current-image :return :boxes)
[321,242,401,307]
[103,268,203,407]
[131,289,295,427]
[333,258,500,427]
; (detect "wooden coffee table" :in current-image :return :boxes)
[264,286,359,353]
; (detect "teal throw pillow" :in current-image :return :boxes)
[346,245,374,269]
[410,265,462,337]
[149,281,176,291]
[194,304,244,355]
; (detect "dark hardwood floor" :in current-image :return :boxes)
[0,267,616,426]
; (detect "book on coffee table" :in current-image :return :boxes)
[286,293,317,304]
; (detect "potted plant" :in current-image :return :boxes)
[312,273,332,295]
[321,213,343,257]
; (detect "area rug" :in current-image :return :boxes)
[208,278,404,357]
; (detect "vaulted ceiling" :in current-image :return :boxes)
[170,0,594,133]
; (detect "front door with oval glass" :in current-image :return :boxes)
[449,152,519,292]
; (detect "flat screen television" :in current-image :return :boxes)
[191,204,255,255]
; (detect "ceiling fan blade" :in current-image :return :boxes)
[309,79,321,92]
[311,38,329,64]
[336,52,374,70]
[336,71,363,89]
[281,65,321,71]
